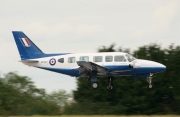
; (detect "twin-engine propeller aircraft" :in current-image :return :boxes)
[12,31,166,90]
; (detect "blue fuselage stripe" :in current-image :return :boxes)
[37,65,165,78]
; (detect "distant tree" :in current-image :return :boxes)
[0,72,61,115]
[98,43,116,52]
[3,72,45,97]
[45,90,72,107]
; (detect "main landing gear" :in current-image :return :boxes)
[107,77,114,91]
[91,77,98,89]
[92,82,98,89]
[90,77,114,91]
[147,73,153,88]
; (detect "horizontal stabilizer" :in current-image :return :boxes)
[19,60,39,63]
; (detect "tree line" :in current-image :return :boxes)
[0,72,70,115]
[0,43,180,115]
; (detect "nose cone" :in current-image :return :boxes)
[157,63,166,72]
[136,59,166,73]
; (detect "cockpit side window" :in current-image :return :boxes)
[114,55,126,62]
[58,58,64,63]
[125,54,136,62]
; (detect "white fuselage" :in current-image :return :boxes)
[22,52,166,78]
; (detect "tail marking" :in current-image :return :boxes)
[20,38,31,47]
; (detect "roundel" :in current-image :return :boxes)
[49,58,56,66]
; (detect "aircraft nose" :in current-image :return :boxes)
[156,63,166,71]
[136,59,166,73]
[157,63,166,71]
[148,61,166,73]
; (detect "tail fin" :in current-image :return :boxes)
[12,31,45,60]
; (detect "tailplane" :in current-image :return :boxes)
[12,31,45,60]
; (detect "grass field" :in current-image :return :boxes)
[5,115,180,117]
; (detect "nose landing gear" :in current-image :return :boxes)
[147,73,153,88]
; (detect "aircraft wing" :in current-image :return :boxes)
[77,61,109,76]
[77,61,133,77]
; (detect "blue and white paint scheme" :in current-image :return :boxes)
[12,31,166,90]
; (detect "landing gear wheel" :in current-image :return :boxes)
[149,84,152,88]
[107,85,113,90]
[92,82,98,89]
[107,77,114,91]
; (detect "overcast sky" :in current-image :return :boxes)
[0,0,180,93]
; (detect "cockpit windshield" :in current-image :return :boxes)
[125,54,136,62]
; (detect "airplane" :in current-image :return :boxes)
[12,31,166,90]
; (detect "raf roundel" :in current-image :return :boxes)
[49,58,56,66]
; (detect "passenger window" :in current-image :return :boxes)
[93,56,102,62]
[114,55,126,62]
[68,57,76,63]
[58,58,64,63]
[105,56,113,62]
[80,56,89,62]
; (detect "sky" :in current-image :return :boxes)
[0,0,180,93]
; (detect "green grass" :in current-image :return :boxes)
[4,115,180,117]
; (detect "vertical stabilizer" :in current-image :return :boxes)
[12,31,44,60]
